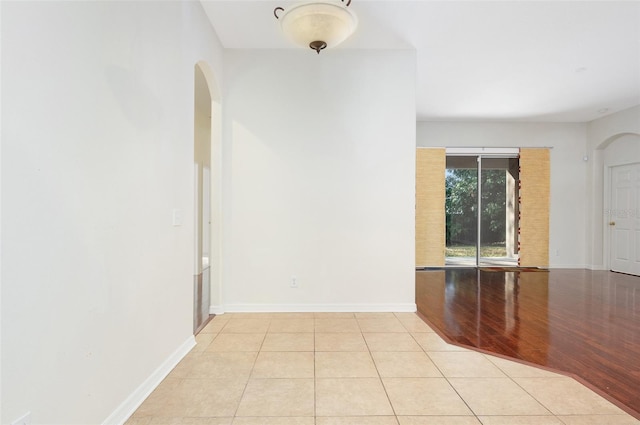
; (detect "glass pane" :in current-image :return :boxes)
[479,158,519,266]
[446,156,478,266]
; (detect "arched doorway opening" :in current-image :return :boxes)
[597,132,640,275]
[193,61,222,332]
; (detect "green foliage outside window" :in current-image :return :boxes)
[445,169,506,246]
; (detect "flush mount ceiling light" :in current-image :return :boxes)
[274,0,358,54]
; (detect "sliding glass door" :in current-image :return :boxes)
[445,156,478,265]
[446,155,519,266]
[479,158,519,265]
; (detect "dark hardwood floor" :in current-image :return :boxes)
[416,268,640,419]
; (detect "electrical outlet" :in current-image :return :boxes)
[290,276,298,288]
[11,412,31,425]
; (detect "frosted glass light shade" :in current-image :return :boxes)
[278,2,358,52]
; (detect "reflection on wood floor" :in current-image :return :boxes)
[416,268,640,419]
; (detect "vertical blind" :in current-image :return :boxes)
[415,148,446,266]
[518,148,550,267]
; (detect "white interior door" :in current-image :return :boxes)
[610,163,640,276]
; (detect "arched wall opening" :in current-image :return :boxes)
[193,61,223,332]
[591,131,640,271]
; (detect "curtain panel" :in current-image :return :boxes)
[416,148,446,266]
[518,148,550,267]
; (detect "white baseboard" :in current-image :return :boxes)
[210,304,225,315]
[547,264,589,269]
[102,335,196,425]
[221,303,417,313]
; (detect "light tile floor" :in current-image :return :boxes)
[127,313,640,425]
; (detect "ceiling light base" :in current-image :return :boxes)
[310,40,327,54]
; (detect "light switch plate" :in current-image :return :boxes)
[172,209,183,226]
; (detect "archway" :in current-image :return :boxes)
[595,132,640,273]
[193,61,222,332]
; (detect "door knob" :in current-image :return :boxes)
[609,221,616,226]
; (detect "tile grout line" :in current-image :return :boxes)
[229,317,270,420]
[410,326,485,424]
[505,373,561,420]
[364,325,401,424]
[313,317,317,424]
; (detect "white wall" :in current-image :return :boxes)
[586,106,640,269]
[587,105,640,151]
[222,49,417,312]
[1,1,223,423]
[417,122,588,268]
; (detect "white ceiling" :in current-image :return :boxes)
[201,0,640,122]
